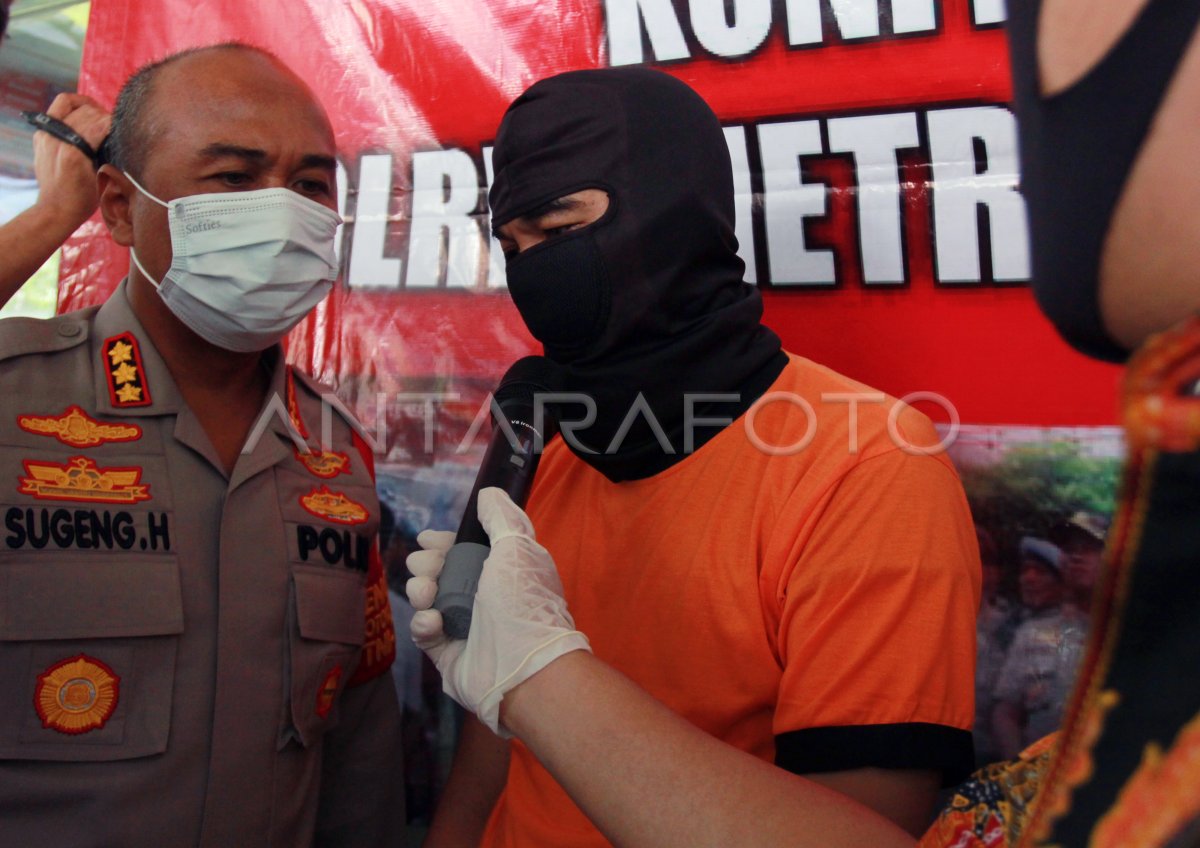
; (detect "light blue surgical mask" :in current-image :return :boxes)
[125,172,342,353]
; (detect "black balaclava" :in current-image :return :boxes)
[489,67,787,482]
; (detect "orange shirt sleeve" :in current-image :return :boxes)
[768,441,981,779]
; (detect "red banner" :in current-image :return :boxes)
[66,0,1121,444]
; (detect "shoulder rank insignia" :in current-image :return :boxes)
[300,486,369,525]
[316,665,343,719]
[20,456,151,504]
[35,654,120,735]
[103,332,152,408]
[17,405,142,448]
[295,448,350,479]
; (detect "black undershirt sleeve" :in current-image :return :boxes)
[775,723,975,788]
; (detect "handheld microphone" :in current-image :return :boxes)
[433,356,561,638]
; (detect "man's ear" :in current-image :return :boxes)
[97,164,135,246]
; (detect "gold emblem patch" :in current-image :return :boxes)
[17,405,142,448]
[300,486,369,525]
[296,448,350,479]
[103,332,152,408]
[35,655,120,735]
[20,456,151,504]
[316,665,343,719]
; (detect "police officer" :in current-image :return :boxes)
[0,44,404,847]
[991,536,1081,758]
[1052,511,1109,615]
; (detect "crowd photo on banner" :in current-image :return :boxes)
[2,0,1198,846]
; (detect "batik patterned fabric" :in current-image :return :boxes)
[1017,315,1200,847]
[921,735,1055,848]
[926,315,1200,848]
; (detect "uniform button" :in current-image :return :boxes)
[57,323,82,338]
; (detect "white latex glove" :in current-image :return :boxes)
[406,487,591,735]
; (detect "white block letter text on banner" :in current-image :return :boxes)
[759,119,835,286]
[827,112,920,284]
[605,0,689,65]
[690,0,772,57]
[723,125,758,284]
[927,106,1030,284]
[408,148,485,288]
[348,154,403,289]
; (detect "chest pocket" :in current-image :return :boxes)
[0,555,182,761]
[285,564,365,747]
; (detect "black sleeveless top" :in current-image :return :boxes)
[1007,0,1200,362]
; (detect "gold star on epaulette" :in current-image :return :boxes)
[115,384,143,404]
[107,340,133,366]
[111,363,138,384]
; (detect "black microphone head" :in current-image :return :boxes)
[493,355,563,439]
[495,355,561,400]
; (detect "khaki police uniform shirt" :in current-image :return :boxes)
[994,607,1087,750]
[0,283,404,847]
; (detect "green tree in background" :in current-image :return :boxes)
[0,250,58,319]
[959,442,1121,575]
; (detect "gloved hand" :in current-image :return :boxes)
[406,487,591,736]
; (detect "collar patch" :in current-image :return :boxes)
[35,654,121,735]
[20,456,152,504]
[17,405,142,448]
[103,332,152,408]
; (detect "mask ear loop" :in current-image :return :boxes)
[128,247,163,290]
[122,171,170,290]
[122,171,169,207]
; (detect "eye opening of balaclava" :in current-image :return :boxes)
[489,67,787,482]
[491,178,615,231]
[501,186,617,360]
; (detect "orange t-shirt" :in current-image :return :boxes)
[483,354,981,847]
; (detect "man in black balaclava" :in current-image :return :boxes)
[488,66,788,481]
[419,67,981,845]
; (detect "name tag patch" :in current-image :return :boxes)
[5,506,171,552]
